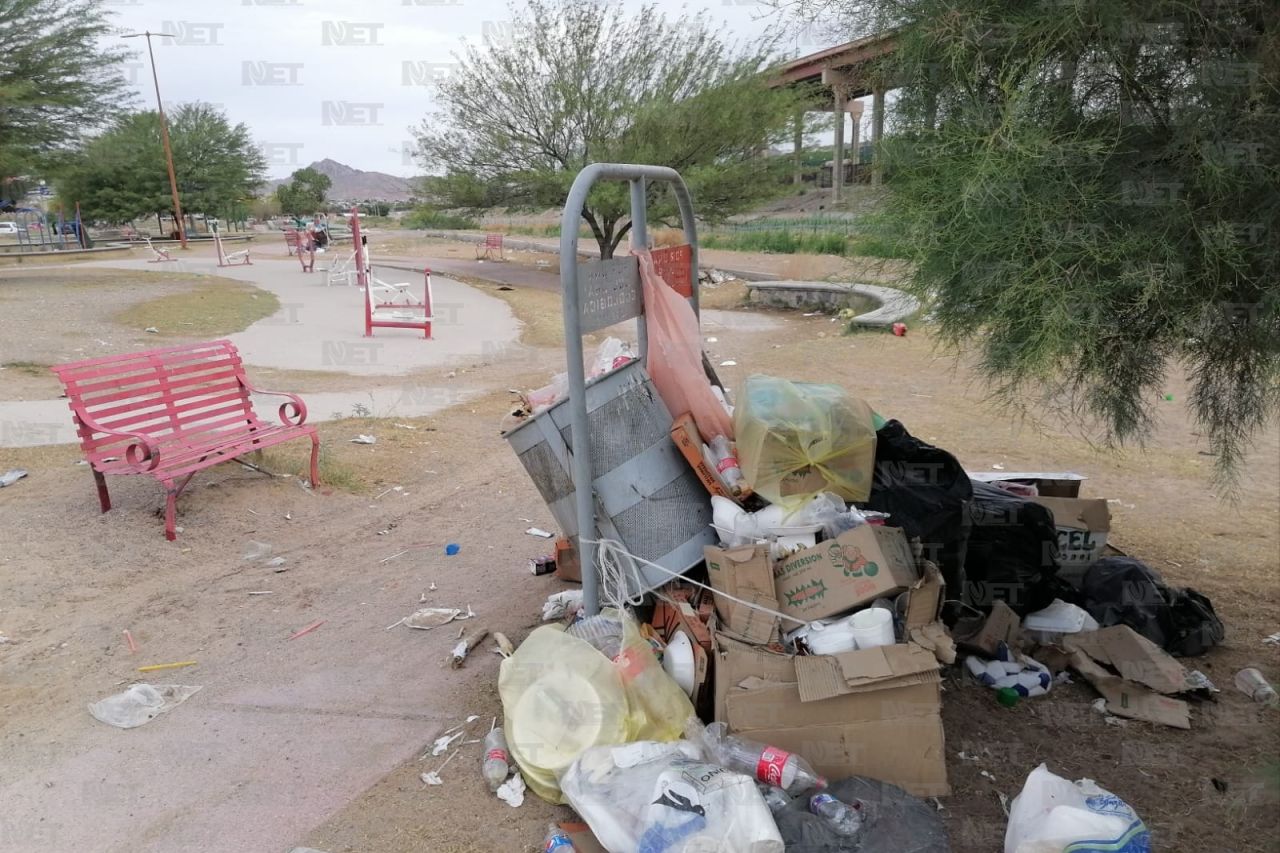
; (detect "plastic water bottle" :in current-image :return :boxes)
[482,727,511,791]
[809,792,864,837]
[700,721,826,793]
[543,823,576,851]
[709,435,745,495]
[1235,668,1280,707]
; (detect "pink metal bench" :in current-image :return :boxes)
[51,340,321,540]
[476,232,504,260]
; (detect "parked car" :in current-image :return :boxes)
[0,222,25,235]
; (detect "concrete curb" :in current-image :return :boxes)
[744,279,919,327]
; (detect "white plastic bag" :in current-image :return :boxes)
[1005,763,1151,853]
[561,739,784,853]
[88,683,203,729]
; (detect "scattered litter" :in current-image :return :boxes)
[1054,672,1073,686]
[288,619,326,640]
[284,512,292,521]
[122,630,138,654]
[265,557,288,571]
[248,591,274,596]
[1235,667,1279,706]
[706,337,718,343]
[137,660,197,673]
[541,589,583,621]
[997,791,1010,818]
[144,326,159,334]
[242,540,273,562]
[931,797,945,812]
[528,555,555,576]
[1005,764,1149,852]
[980,770,997,782]
[246,509,258,516]
[496,772,526,807]
[450,628,490,668]
[0,634,10,644]
[1185,669,1218,693]
[493,632,515,658]
[404,607,468,630]
[431,731,464,756]
[0,469,28,488]
[379,551,408,564]
[719,360,738,366]
[421,749,460,786]
[957,751,980,762]
[525,527,554,539]
[429,582,437,591]
[1091,698,1108,715]
[1263,632,1280,646]
[991,463,1005,470]
[350,435,376,445]
[385,618,406,630]
[394,423,417,430]
[445,543,461,556]
[88,683,202,729]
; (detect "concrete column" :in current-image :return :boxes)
[849,101,864,173]
[832,85,846,203]
[793,112,804,185]
[871,86,886,186]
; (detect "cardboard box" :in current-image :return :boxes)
[704,544,781,645]
[772,525,919,622]
[1034,497,1111,582]
[953,600,1022,657]
[714,632,949,796]
[1064,626,1194,729]
[554,537,581,583]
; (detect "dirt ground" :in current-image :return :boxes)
[1,244,1277,852]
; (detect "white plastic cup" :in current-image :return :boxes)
[804,618,859,655]
[848,607,895,649]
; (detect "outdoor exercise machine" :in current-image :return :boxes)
[476,232,505,261]
[349,207,433,338]
[144,236,177,263]
[323,247,358,286]
[211,220,251,267]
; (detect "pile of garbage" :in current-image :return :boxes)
[487,244,1260,851]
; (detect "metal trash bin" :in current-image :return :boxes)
[505,360,715,597]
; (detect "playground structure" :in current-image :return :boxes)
[5,205,88,252]
[211,220,251,267]
[349,207,433,339]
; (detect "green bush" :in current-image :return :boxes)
[402,207,478,230]
[699,228,907,260]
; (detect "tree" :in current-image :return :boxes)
[0,0,135,179]
[414,0,810,259]
[56,104,267,227]
[786,0,1278,486]
[276,167,331,217]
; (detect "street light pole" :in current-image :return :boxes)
[123,30,186,249]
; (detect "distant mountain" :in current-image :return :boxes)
[263,159,417,202]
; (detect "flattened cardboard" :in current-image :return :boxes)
[903,561,945,630]
[671,413,736,500]
[1034,496,1112,575]
[794,643,941,703]
[1068,649,1191,729]
[954,600,1022,657]
[1065,625,1192,695]
[704,544,781,645]
[773,525,919,622]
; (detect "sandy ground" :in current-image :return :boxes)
[1,238,1277,853]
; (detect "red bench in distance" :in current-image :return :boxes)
[476,232,504,261]
[51,340,321,540]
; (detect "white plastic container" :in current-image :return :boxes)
[1024,599,1099,644]
[804,618,860,655]
[848,607,895,649]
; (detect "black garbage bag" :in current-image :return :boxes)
[964,481,1063,616]
[1080,556,1225,657]
[774,776,950,852]
[862,420,972,600]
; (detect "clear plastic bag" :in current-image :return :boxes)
[560,739,784,853]
[735,375,878,508]
[499,608,693,804]
[634,247,734,444]
[1005,764,1150,853]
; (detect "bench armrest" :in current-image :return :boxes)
[239,380,310,427]
[71,407,161,472]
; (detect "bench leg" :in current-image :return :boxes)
[308,432,321,487]
[164,490,178,541]
[92,468,111,512]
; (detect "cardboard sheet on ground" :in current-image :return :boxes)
[1064,625,1193,728]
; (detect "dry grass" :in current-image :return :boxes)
[113,280,279,337]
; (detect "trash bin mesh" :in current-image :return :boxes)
[559,384,672,476]
[611,473,712,562]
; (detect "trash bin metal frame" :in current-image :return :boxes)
[560,163,703,615]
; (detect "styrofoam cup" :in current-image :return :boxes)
[804,618,859,655]
[848,607,895,649]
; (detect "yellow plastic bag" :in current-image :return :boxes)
[499,608,693,804]
[734,374,877,509]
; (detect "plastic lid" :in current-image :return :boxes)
[508,671,627,771]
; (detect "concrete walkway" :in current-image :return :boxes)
[746,279,920,326]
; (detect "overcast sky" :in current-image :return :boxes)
[101,0,850,179]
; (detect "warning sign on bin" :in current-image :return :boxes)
[579,258,643,334]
